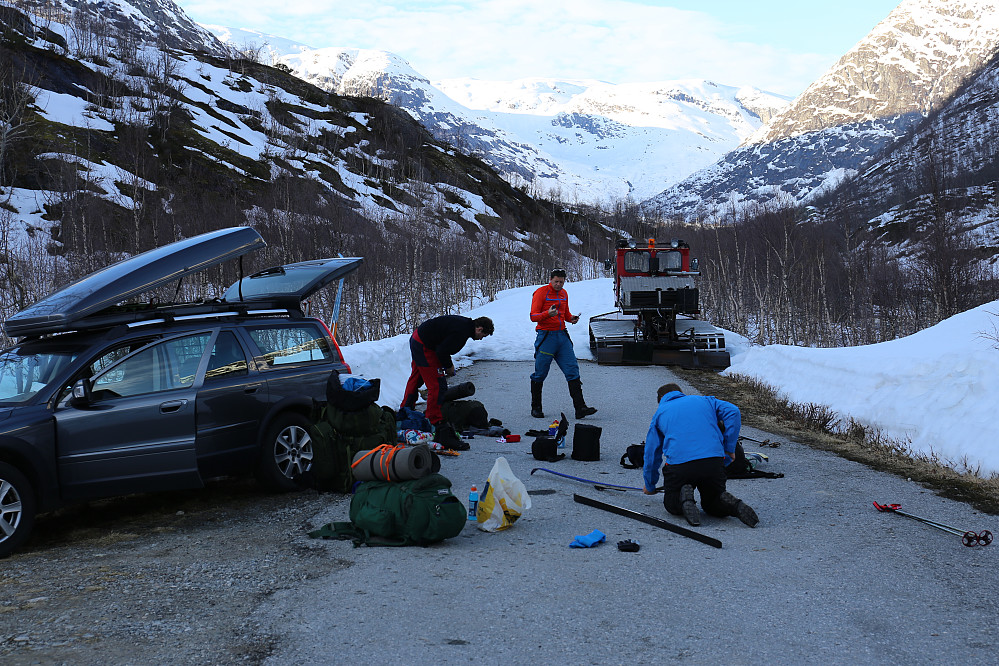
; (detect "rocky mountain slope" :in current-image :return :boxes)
[0,1,598,343]
[205,27,790,204]
[13,0,228,55]
[819,44,999,258]
[644,0,999,221]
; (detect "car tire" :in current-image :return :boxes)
[256,412,314,492]
[0,462,36,558]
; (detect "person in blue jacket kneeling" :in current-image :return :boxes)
[642,383,759,528]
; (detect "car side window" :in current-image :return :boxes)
[246,323,332,367]
[205,331,248,381]
[92,333,211,399]
[54,338,156,405]
[88,339,156,377]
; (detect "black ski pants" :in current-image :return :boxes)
[661,457,732,517]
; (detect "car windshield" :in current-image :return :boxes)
[0,346,79,404]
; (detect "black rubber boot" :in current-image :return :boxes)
[531,381,545,418]
[568,378,597,419]
[719,491,759,527]
[680,484,700,526]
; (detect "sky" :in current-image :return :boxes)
[173,0,903,97]
[340,278,999,477]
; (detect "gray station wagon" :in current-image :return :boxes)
[0,227,362,557]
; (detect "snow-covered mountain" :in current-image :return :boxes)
[644,0,999,221]
[823,44,999,254]
[2,0,603,344]
[15,0,229,56]
[203,27,790,204]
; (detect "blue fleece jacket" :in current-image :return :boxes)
[642,391,741,492]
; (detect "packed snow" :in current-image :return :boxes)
[341,278,999,477]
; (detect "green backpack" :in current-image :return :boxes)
[308,473,467,547]
[308,403,398,493]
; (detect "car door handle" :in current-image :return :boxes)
[159,399,189,413]
[244,383,262,394]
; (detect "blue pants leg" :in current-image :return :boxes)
[531,330,579,382]
[531,331,555,382]
[552,331,580,382]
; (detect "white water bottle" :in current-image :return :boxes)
[467,485,479,521]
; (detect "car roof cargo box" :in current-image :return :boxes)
[3,227,267,338]
[222,257,363,307]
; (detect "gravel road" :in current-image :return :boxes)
[2,360,996,664]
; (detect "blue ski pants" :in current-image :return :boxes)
[530,330,580,383]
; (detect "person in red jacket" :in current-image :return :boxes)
[529,269,597,420]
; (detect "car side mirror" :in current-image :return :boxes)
[691,258,699,272]
[603,259,612,271]
[70,378,93,408]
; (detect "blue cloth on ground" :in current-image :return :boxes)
[569,529,606,548]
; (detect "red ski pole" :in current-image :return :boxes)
[874,502,993,547]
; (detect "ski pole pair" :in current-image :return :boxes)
[873,502,993,547]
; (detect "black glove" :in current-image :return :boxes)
[617,539,640,552]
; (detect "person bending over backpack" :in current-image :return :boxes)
[400,314,493,449]
[642,383,758,528]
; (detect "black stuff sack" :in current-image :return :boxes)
[441,399,489,431]
[326,373,381,411]
[307,473,466,546]
[532,435,565,462]
[620,442,645,469]
[571,424,602,461]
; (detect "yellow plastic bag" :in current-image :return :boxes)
[477,457,531,532]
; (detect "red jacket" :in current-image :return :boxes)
[531,285,575,331]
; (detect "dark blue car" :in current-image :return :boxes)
[0,227,362,557]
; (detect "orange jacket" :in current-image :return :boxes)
[531,284,574,331]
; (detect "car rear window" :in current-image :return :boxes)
[246,323,333,366]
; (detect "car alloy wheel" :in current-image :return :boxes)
[0,479,23,538]
[0,462,36,558]
[274,423,314,480]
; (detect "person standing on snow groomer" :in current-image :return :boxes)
[529,268,597,420]
[401,314,494,450]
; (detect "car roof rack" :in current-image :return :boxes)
[17,300,302,340]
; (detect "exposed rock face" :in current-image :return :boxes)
[827,46,999,256]
[15,0,229,55]
[644,0,999,221]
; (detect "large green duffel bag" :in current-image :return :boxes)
[308,473,466,547]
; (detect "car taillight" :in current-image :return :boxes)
[315,318,351,373]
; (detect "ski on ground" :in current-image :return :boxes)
[573,493,723,549]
